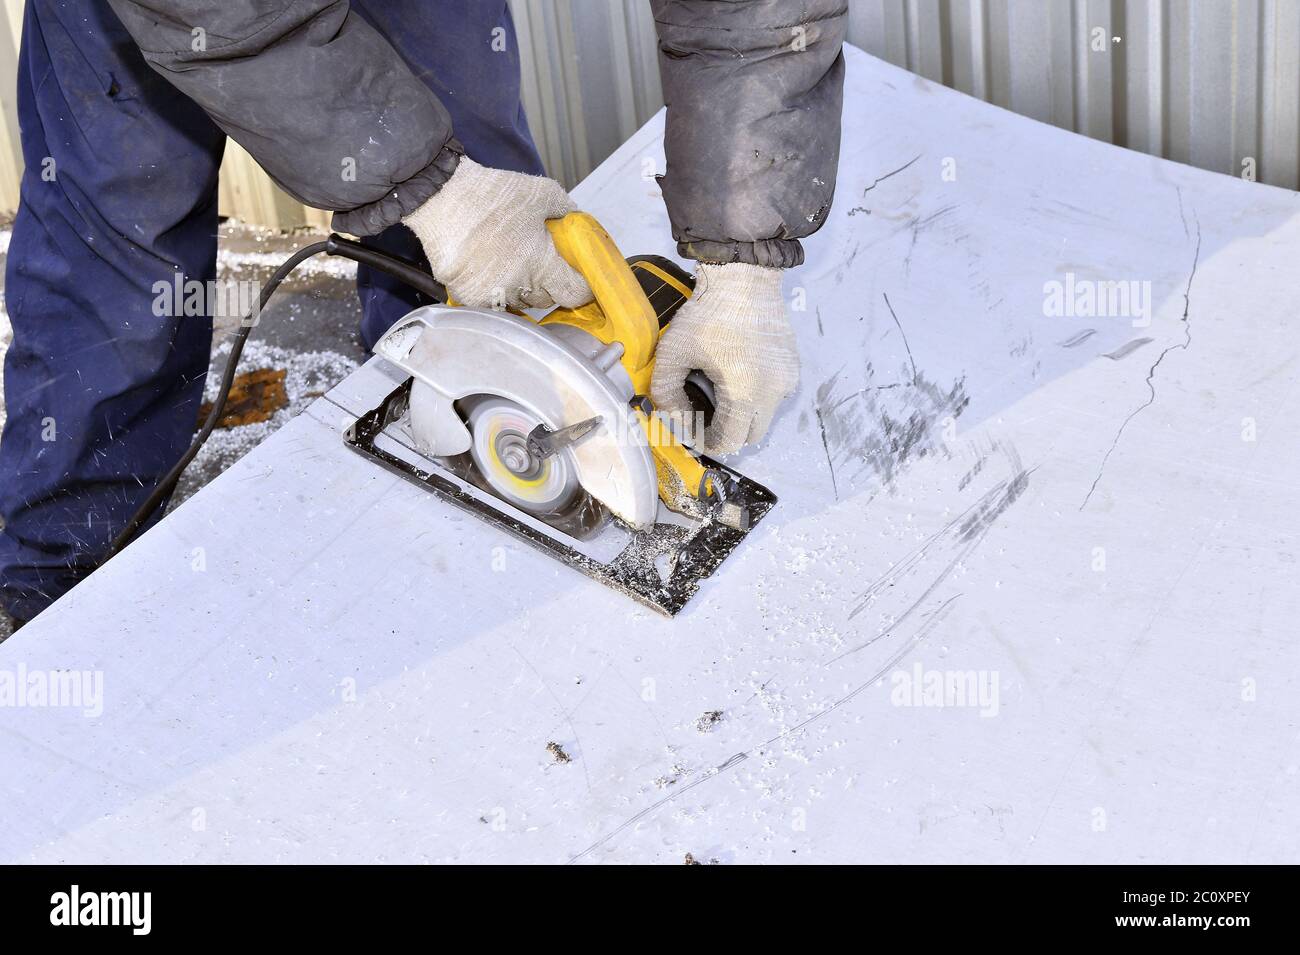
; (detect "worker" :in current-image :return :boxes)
[0,0,846,628]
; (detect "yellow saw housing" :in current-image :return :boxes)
[538,213,715,510]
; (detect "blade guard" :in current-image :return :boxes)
[372,307,660,530]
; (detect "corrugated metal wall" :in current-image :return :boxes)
[521,0,1300,190]
[1,0,1297,226]
[0,0,22,214]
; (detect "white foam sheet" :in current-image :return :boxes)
[2,47,1297,864]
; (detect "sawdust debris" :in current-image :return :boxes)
[696,710,724,733]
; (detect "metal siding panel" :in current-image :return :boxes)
[0,0,21,214]
[847,0,895,59]
[986,0,1014,109]
[908,0,949,81]
[1165,0,1195,166]
[947,0,992,100]
[883,0,914,67]
[510,0,576,186]
[509,0,660,188]
[619,0,664,124]
[1230,0,1263,181]
[1077,0,1116,141]
[1048,0,1080,131]
[1119,0,1165,157]
[1001,0,1057,124]
[1178,0,1238,172]
[566,1,628,176]
[1260,0,1300,187]
[217,141,311,231]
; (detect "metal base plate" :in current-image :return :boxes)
[344,379,778,616]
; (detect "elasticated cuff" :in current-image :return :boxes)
[331,139,465,237]
[677,237,804,269]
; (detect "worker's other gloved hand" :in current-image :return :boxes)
[651,263,799,456]
[403,158,592,310]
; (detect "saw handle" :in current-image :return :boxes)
[546,212,659,374]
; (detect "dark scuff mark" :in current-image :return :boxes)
[1058,328,1097,348]
[915,204,959,231]
[842,443,1034,660]
[815,405,839,501]
[851,447,1028,622]
[882,292,918,384]
[957,455,985,491]
[816,364,969,493]
[843,241,863,270]
[903,205,959,275]
[1103,337,1154,361]
[958,467,1031,542]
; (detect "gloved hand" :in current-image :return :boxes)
[403,157,592,310]
[650,262,800,456]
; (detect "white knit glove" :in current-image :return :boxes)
[650,263,799,456]
[402,157,592,310]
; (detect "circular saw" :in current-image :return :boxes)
[344,213,777,616]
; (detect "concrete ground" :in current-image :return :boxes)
[0,218,371,638]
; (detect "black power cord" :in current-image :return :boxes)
[102,234,446,562]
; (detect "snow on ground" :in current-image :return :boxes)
[186,223,367,499]
[174,338,358,505]
[216,246,357,281]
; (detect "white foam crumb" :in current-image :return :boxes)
[785,546,812,573]
[216,247,357,280]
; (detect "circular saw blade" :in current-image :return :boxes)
[462,395,591,522]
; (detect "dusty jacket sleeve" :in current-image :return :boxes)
[106,0,461,236]
[650,0,847,268]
